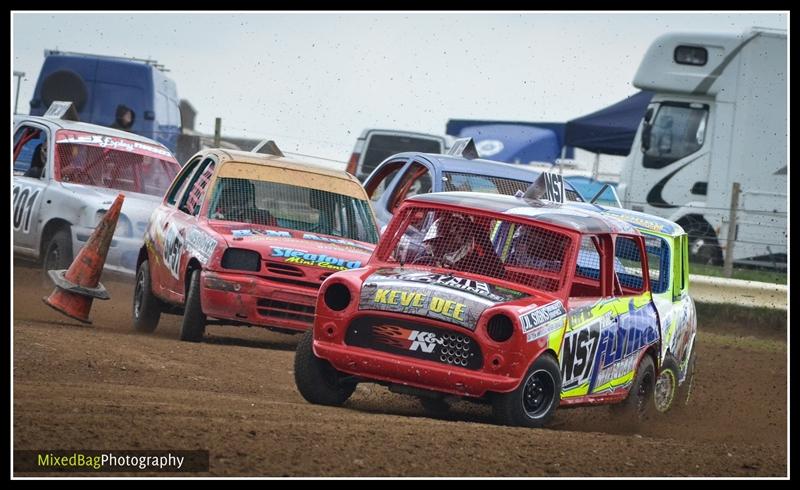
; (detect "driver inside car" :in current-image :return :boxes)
[414,213,504,278]
[213,178,276,226]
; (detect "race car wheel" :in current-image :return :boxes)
[180,269,207,342]
[132,259,161,333]
[294,330,356,406]
[654,358,679,413]
[418,396,450,418]
[42,228,73,276]
[615,354,656,422]
[492,353,561,428]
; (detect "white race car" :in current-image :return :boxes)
[13,112,182,276]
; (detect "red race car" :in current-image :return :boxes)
[295,175,675,428]
[133,145,379,341]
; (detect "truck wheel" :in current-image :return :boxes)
[294,330,355,406]
[614,354,656,423]
[492,353,561,428]
[42,228,73,275]
[132,259,161,333]
[180,269,206,342]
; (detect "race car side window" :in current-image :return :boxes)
[613,235,648,296]
[571,235,604,297]
[365,158,407,203]
[388,161,432,212]
[180,157,216,216]
[166,156,202,205]
[13,125,48,178]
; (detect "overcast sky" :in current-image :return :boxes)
[11,11,787,161]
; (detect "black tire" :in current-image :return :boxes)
[615,354,656,423]
[492,354,561,428]
[180,269,206,342]
[418,396,450,418]
[654,358,679,413]
[132,259,161,333]
[42,228,73,276]
[294,330,355,406]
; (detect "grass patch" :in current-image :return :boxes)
[691,264,787,285]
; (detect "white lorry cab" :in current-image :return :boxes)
[618,27,787,268]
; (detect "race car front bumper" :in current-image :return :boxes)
[200,270,318,332]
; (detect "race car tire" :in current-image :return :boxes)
[654,357,679,413]
[294,330,355,406]
[614,354,656,423]
[418,396,450,418]
[42,228,73,276]
[180,269,206,342]
[492,353,561,428]
[132,259,161,333]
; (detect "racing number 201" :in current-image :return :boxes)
[12,185,40,233]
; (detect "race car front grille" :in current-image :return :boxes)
[345,316,483,370]
[265,261,304,277]
[256,299,315,324]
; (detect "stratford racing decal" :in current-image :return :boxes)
[12,185,40,233]
[185,227,217,265]
[162,224,184,278]
[519,300,567,342]
[271,247,362,271]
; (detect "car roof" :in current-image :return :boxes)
[218,149,360,183]
[567,202,685,237]
[406,192,638,235]
[391,151,547,182]
[18,115,172,149]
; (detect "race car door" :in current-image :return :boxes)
[13,122,51,255]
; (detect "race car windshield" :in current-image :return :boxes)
[387,207,572,292]
[53,134,180,197]
[207,177,378,244]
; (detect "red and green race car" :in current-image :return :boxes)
[295,174,696,427]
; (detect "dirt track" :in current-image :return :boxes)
[12,264,787,477]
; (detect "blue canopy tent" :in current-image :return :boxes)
[564,91,654,156]
[446,120,569,164]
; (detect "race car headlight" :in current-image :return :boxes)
[486,314,514,343]
[324,283,351,312]
[221,248,261,272]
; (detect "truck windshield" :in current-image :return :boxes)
[53,130,180,196]
[207,177,378,244]
[643,102,709,169]
[387,206,572,292]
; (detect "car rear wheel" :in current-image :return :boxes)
[492,354,561,428]
[294,330,356,406]
[654,358,679,413]
[132,259,161,333]
[180,269,206,342]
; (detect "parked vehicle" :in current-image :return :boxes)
[13,108,181,276]
[133,143,379,342]
[29,49,182,153]
[295,174,696,427]
[346,129,448,182]
[618,27,787,268]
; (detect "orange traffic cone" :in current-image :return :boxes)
[43,193,125,324]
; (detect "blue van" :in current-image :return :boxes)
[29,50,181,153]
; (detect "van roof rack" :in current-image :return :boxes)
[44,49,171,72]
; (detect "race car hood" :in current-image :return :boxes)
[206,221,375,273]
[357,268,535,331]
[58,181,161,234]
